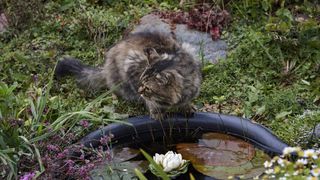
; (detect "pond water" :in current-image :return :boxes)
[90,132,270,180]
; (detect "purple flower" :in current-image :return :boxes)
[78,166,88,176]
[79,154,85,160]
[65,159,75,166]
[47,144,59,152]
[20,172,35,180]
[57,149,69,159]
[79,120,89,128]
[66,166,76,175]
[32,74,38,84]
[99,134,114,145]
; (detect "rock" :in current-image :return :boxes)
[132,14,227,64]
[0,13,8,32]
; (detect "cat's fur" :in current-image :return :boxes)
[55,32,202,120]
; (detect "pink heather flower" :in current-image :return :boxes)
[65,159,75,166]
[79,166,89,176]
[87,163,95,169]
[47,144,60,152]
[66,166,76,175]
[80,154,85,160]
[57,152,65,158]
[99,135,113,145]
[57,149,69,158]
[79,120,89,128]
[20,172,35,180]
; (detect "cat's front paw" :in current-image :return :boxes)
[181,104,196,117]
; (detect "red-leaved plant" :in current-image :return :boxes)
[155,4,231,40]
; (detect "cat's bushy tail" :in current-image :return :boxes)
[54,57,106,92]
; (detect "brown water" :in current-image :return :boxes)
[90,132,270,180]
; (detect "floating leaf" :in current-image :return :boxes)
[192,150,269,179]
[90,161,148,180]
[176,133,270,179]
[178,133,255,166]
[90,147,144,180]
[112,147,140,163]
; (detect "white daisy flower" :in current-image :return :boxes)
[277,158,285,166]
[293,171,299,176]
[307,176,318,180]
[265,169,274,174]
[264,161,273,168]
[304,149,318,159]
[282,147,296,155]
[296,158,308,165]
[311,168,320,177]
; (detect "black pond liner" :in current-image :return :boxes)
[81,112,289,179]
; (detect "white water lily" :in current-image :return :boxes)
[153,153,165,165]
[153,151,187,172]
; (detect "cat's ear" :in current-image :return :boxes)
[144,47,159,65]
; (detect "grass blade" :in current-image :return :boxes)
[134,168,148,180]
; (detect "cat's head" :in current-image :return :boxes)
[138,48,183,107]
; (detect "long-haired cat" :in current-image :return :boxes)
[55,32,202,120]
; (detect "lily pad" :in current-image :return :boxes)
[90,147,147,180]
[90,161,148,180]
[112,147,140,162]
[176,133,270,179]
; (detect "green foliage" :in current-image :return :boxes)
[199,0,320,146]
[3,0,44,32]
[0,82,44,179]
[268,110,320,147]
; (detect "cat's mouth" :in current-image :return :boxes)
[138,85,179,106]
[140,93,174,107]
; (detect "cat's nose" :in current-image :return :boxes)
[138,86,144,94]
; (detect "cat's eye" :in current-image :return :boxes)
[145,87,151,92]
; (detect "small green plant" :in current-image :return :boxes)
[0,82,44,179]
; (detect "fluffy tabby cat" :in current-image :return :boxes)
[55,32,202,120]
